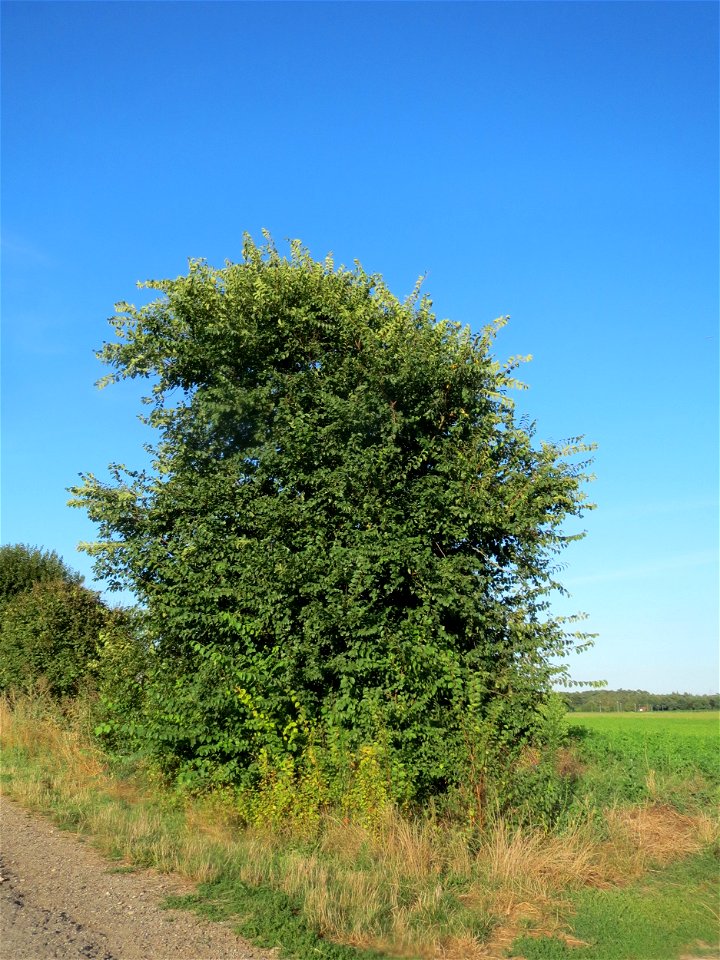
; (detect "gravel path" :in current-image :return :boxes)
[0,795,273,959]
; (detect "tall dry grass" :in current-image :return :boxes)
[1,695,716,960]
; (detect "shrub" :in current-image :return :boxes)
[92,606,152,742]
[0,579,107,697]
[71,235,594,800]
[0,543,82,608]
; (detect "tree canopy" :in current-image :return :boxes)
[71,235,594,797]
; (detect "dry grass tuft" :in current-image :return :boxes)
[601,804,716,882]
[433,934,496,960]
[183,798,237,848]
[319,816,372,861]
[481,820,601,894]
[464,820,601,955]
[373,807,445,879]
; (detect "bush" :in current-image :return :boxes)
[0,579,107,697]
[93,607,152,744]
[0,543,82,608]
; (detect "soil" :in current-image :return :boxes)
[0,795,274,959]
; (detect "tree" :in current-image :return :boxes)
[0,544,99,696]
[0,543,148,706]
[70,235,594,796]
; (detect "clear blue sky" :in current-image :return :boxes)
[2,2,717,694]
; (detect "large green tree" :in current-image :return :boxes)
[71,236,593,795]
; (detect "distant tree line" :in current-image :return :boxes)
[562,689,719,712]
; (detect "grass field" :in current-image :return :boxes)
[1,697,718,959]
[571,710,719,737]
[563,711,720,812]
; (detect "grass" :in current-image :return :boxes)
[1,695,718,959]
[511,848,720,959]
[512,711,720,959]
[571,712,719,776]
[565,711,720,812]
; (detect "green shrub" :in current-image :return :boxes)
[92,607,153,742]
[0,579,106,697]
[0,543,82,608]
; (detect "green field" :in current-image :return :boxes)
[509,710,720,959]
[571,710,720,737]
[564,711,720,810]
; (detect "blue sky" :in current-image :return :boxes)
[2,1,717,694]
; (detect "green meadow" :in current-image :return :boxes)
[568,711,719,807]
[571,710,719,737]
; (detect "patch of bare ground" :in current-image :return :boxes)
[678,946,720,960]
[0,794,273,960]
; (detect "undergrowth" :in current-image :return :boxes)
[0,694,717,960]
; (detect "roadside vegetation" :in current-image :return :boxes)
[1,560,717,958]
[1,240,718,958]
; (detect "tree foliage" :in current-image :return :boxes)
[0,544,102,697]
[0,543,146,703]
[71,235,594,796]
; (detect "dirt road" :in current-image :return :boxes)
[0,795,272,959]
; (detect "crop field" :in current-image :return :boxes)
[561,711,720,815]
[571,709,719,737]
[568,711,720,800]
